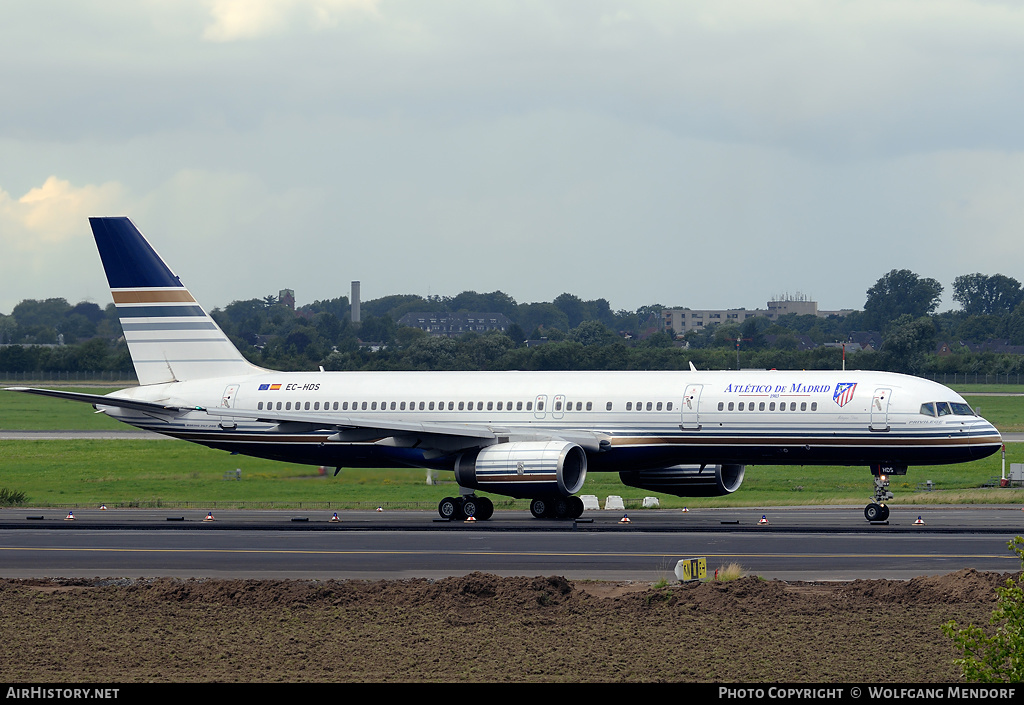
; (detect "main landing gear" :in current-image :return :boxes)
[436,494,585,520]
[530,496,585,520]
[865,464,901,522]
[438,494,494,521]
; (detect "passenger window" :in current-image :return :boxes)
[459,402,465,411]
[606,402,612,411]
[400,402,406,411]
[517,401,523,411]
[555,401,562,411]
[800,402,806,411]
[371,402,377,411]
[587,402,593,411]
[527,402,533,411]
[496,402,502,411]
[790,402,796,411]
[717,402,724,411]
[419,402,425,410]
[277,402,282,410]
[314,402,320,410]
[334,402,339,410]
[488,401,494,411]
[759,402,765,411]
[258,402,263,410]
[728,402,734,411]
[537,401,543,411]
[429,402,435,410]
[448,402,455,411]
[738,402,744,411]
[286,402,292,410]
[391,402,397,411]
[627,402,633,411]
[361,402,367,410]
[769,402,775,411]
[646,402,653,411]
[811,402,817,411]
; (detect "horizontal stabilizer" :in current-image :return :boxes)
[5,387,189,414]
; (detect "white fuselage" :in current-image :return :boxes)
[102,368,1001,472]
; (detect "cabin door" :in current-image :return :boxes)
[870,388,891,431]
[681,384,703,430]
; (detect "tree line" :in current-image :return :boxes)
[2,270,1024,377]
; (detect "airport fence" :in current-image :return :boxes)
[920,372,1024,387]
[0,370,137,384]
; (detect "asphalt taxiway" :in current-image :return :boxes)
[1,505,1021,582]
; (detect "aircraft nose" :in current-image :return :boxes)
[969,418,1002,459]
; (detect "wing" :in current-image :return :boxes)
[208,407,611,454]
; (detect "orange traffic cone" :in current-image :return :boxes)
[465,515,476,523]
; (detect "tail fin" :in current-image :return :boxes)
[90,217,263,385]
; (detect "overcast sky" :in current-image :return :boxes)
[3,1,1023,317]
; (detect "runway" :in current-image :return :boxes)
[1,505,1021,582]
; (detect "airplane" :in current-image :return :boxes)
[7,217,1003,522]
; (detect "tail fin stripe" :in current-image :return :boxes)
[116,305,206,318]
[122,321,218,331]
[112,290,197,304]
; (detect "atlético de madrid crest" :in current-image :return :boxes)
[833,382,857,408]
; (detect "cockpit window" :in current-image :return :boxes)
[922,401,976,417]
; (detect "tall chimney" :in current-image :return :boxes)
[351,281,360,323]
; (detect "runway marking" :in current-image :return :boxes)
[0,546,1014,560]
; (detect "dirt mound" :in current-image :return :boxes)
[0,571,1014,682]
[836,568,1015,605]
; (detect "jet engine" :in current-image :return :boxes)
[619,463,746,497]
[454,441,587,499]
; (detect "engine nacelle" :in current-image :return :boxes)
[619,464,746,497]
[454,441,587,499]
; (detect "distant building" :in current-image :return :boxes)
[279,289,295,310]
[397,312,512,338]
[662,295,853,335]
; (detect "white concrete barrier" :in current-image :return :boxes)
[604,495,625,510]
[642,496,660,508]
[580,494,601,510]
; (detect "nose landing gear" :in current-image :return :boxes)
[865,464,902,523]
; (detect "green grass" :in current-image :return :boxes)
[1,437,1021,508]
[0,387,130,430]
[962,394,1024,432]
